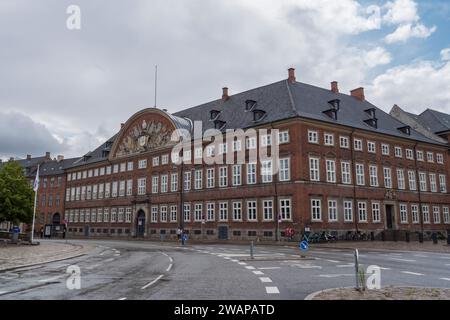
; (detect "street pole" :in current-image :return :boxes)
[31,164,39,245]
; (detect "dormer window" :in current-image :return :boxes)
[210,110,221,120]
[245,100,257,111]
[253,109,266,122]
[398,125,411,136]
[364,118,378,129]
[214,120,226,130]
[328,99,340,110]
[365,108,376,118]
[323,109,338,120]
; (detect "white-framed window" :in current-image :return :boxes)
[372,202,381,223]
[206,202,215,221]
[171,173,178,192]
[206,168,215,188]
[172,151,180,164]
[105,166,111,175]
[381,144,390,156]
[127,161,134,171]
[113,165,118,174]
[138,159,147,169]
[78,172,82,179]
[125,207,132,223]
[118,207,124,223]
[125,179,132,196]
[76,187,81,201]
[118,180,125,197]
[439,174,447,193]
[437,153,444,164]
[137,178,146,195]
[162,154,169,165]
[308,130,318,144]
[429,173,437,193]
[354,139,363,151]
[443,207,449,224]
[367,141,376,153]
[344,200,353,222]
[324,133,334,146]
[194,170,203,190]
[120,162,126,173]
[260,134,272,147]
[218,142,228,154]
[311,199,322,221]
[206,145,215,157]
[406,149,414,160]
[341,161,351,184]
[183,203,191,222]
[411,204,419,224]
[232,140,242,152]
[395,146,403,158]
[279,198,292,221]
[422,205,430,224]
[170,205,177,222]
[103,208,108,222]
[111,182,117,198]
[91,209,97,223]
[383,167,392,189]
[152,176,159,194]
[278,131,289,144]
[400,204,408,223]
[263,200,273,221]
[98,184,104,199]
[408,170,416,191]
[247,201,257,221]
[232,201,242,221]
[309,157,320,181]
[184,171,191,191]
[80,209,85,223]
[261,160,273,183]
[369,165,378,187]
[340,136,349,149]
[416,150,424,161]
[152,156,160,167]
[358,201,367,222]
[279,158,290,181]
[246,137,257,150]
[419,172,427,192]
[92,184,98,199]
[219,202,228,221]
[397,169,405,190]
[219,166,228,187]
[328,200,338,222]
[94,168,99,177]
[232,165,242,186]
[151,206,158,223]
[161,174,168,193]
[247,163,257,184]
[194,147,203,160]
[356,163,365,186]
[194,203,203,222]
[433,206,441,224]
[105,182,111,198]
[160,206,167,223]
[427,152,434,163]
[81,186,86,201]
[326,159,336,183]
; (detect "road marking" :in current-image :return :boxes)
[318,274,353,278]
[440,278,450,281]
[85,263,103,270]
[166,264,173,272]
[326,259,341,263]
[259,277,272,283]
[413,254,428,258]
[265,286,280,294]
[379,267,391,270]
[118,297,127,300]
[0,291,8,295]
[289,264,322,269]
[238,262,247,265]
[231,259,238,262]
[401,271,424,276]
[223,257,231,260]
[169,257,173,263]
[38,276,63,283]
[245,266,256,270]
[445,264,450,267]
[161,252,169,257]
[253,271,264,275]
[114,254,120,257]
[388,258,416,263]
[141,275,164,290]
[336,264,354,268]
[439,257,450,260]
[104,258,115,263]
[258,267,281,270]
[342,253,353,256]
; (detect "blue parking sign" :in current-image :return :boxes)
[299,241,309,252]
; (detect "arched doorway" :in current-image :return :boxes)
[136,210,146,237]
[52,213,61,225]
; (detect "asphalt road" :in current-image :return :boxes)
[0,240,449,300]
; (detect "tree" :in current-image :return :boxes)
[0,161,34,226]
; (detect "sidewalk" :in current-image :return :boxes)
[0,241,93,271]
[311,240,450,253]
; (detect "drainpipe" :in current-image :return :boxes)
[413,142,424,241]
[350,129,359,233]
[270,123,280,242]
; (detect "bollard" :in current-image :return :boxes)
[354,249,360,290]
[250,241,254,259]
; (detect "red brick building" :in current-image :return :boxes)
[60,68,450,241]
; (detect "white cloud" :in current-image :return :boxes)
[368,61,450,113]
[441,48,450,61]
[383,0,419,25]
[364,47,392,68]
[385,23,437,44]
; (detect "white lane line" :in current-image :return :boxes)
[238,262,247,265]
[389,258,416,263]
[0,291,7,295]
[85,263,103,270]
[259,277,273,283]
[318,274,353,278]
[245,266,256,270]
[38,276,63,283]
[265,286,280,294]
[141,275,164,290]
[326,259,341,263]
[114,254,120,257]
[413,254,428,258]
[169,257,173,263]
[258,267,281,270]
[440,278,450,281]
[379,267,391,270]
[161,252,169,257]
[336,264,354,268]
[104,258,115,263]
[231,259,238,262]
[223,257,231,260]
[253,271,264,275]
[166,264,173,272]
[401,271,424,276]
[118,297,127,300]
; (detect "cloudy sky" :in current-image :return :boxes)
[1,0,449,160]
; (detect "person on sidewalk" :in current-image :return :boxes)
[40,227,44,239]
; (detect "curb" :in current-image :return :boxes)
[313,244,450,254]
[304,287,355,300]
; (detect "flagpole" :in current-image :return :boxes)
[31,164,39,244]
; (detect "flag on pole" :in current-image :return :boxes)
[33,165,40,192]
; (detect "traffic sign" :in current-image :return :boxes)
[299,240,309,251]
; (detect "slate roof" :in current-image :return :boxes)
[68,134,118,168]
[38,158,81,176]
[417,109,450,134]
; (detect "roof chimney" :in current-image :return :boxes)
[27,154,32,160]
[350,87,365,101]
[57,155,64,162]
[222,87,229,101]
[45,152,51,159]
[288,68,296,83]
[331,81,339,93]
